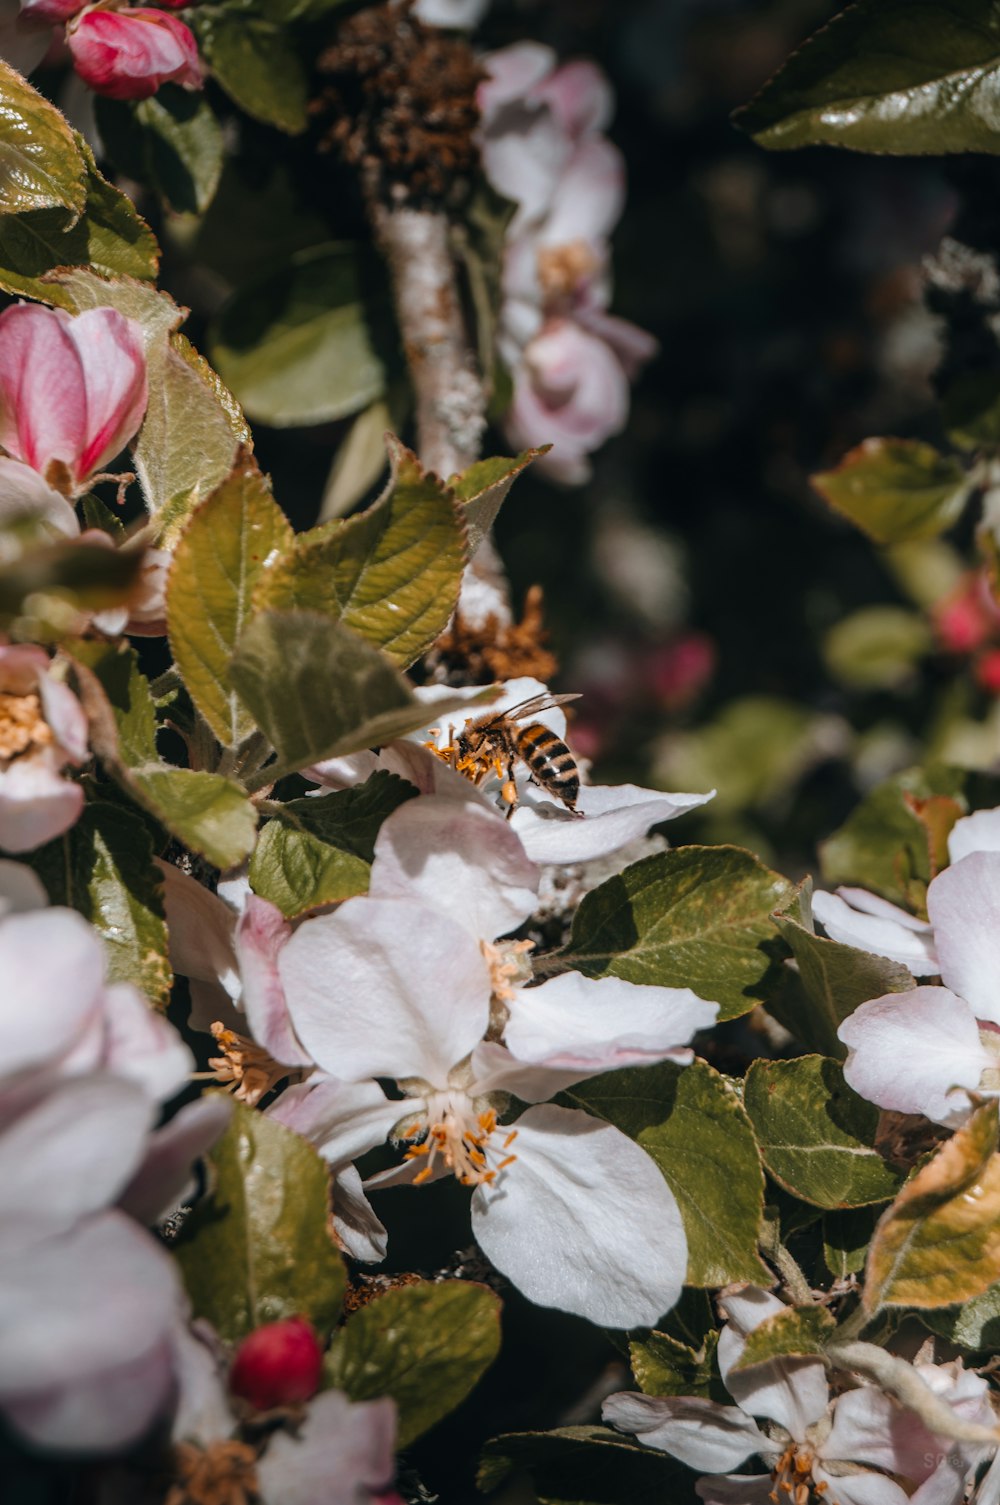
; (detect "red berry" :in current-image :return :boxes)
[977,649,1000,696]
[229,1317,323,1410]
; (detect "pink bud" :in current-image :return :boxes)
[976,649,1000,696]
[229,1317,323,1411]
[0,304,147,495]
[67,7,201,101]
[19,0,86,23]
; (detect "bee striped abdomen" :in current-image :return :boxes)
[516,722,580,809]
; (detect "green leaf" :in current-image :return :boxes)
[921,1281,1000,1350]
[568,1060,769,1288]
[735,0,1000,156]
[824,1207,878,1278]
[564,845,795,1022]
[249,771,416,917]
[0,59,86,216]
[866,1104,1000,1312]
[167,457,294,747]
[744,1056,904,1209]
[28,802,171,1008]
[819,765,968,909]
[229,610,492,780]
[812,438,969,544]
[449,448,549,555]
[208,244,389,427]
[733,1305,835,1369]
[174,1102,346,1341]
[943,371,1000,450]
[327,1282,501,1449]
[0,142,159,298]
[770,884,916,1058]
[255,437,467,667]
[628,1329,720,1399]
[478,1427,686,1504]
[823,606,932,690]
[68,639,257,869]
[194,9,307,132]
[96,89,224,216]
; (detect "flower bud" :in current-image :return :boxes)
[19,0,85,23]
[976,648,1000,695]
[67,7,201,101]
[229,1317,323,1411]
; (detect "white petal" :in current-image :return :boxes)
[266,1076,403,1167]
[0,754,83,851]
[0,1212,179,1452]
[331,1163,388,1262]
[0,1074,153,1250]
[511,782,714,865]
[99,984,193,1103]
[812,1464,912,1505]
[469,1039,593,1102]
[0,858,47,915]
[823,1386,937,1480]
[472,1104,686,1326]
[812,889,938,974]
[412,0,489,26]
[838,988,992,1127]
[157,860,241,1000]
[504,972,717,1072]
[170,1322,234,1448]
[947,807,1000,864]
[279,898,491,1086]
[257,1391,397,1505]
[602,1391,768,1471]
[696,1475,776,1505]
[0,907,105,1077]
[119,1096,232,1226]
[0,455,78,540]
[717,1288,829,1438]
[371,796,539,939]
[928,853,1000,1024]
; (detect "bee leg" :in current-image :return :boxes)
[501,779,518,818]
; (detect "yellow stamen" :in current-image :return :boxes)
[0,691,52,762]
[208,1023,290,1106]
[166,1440,259,1505]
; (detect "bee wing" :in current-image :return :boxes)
[501,692,582,721]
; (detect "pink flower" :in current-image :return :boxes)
[18,0,83,23]
[479,44,657,483]
[0,304,147,497]
[0,644,88,853]
[67,7,201,101]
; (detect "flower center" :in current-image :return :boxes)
[401,1089,518,1187]
[537,239,599,304]
[0,691,51,763]
[770,1444,828,1505]
[208,1023,292,1106]
[166,1440,259,1505]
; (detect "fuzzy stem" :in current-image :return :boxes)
[371,203,486,479]
[827,1341,1000,1448]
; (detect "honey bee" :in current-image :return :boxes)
[438,693,583,819]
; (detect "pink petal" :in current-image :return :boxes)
[839,987,993,1126]
[235,896,311,1068]
[119,1095,232,1226]
[811,888,938,974]
[279,898,491,1087]
[472,1104,687,1326]
[823,1386,940,1483]
[535,60,614,140]
[0,456,79,539]
[0,304,86,482]
[927,852,1000,1024]
[157,860,241,1002]
[98,983,192,1103]
[811,1464,911,1505]
[542,137,625,247]
[0,859,47,916]
[478,42,555,119]
[19,0,84,20]
[947,807,1000,864]
[602,1391,768,1473]
[0,754,83,850]
[0,907,105,1078]
[37,672,88,763]
[66,307,148,478]
[575,308,659,380]
[67,9,202,102]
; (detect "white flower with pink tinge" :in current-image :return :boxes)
[479,43,657,483]
[0,303,147,497]
[0,643,88,852]
[0,865,229,1452]
[604,1286,996,1505]
[163,1322,402,1505]
[272,890,716,1327]
[307,675,714,866]
[824,808,1000,1126]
